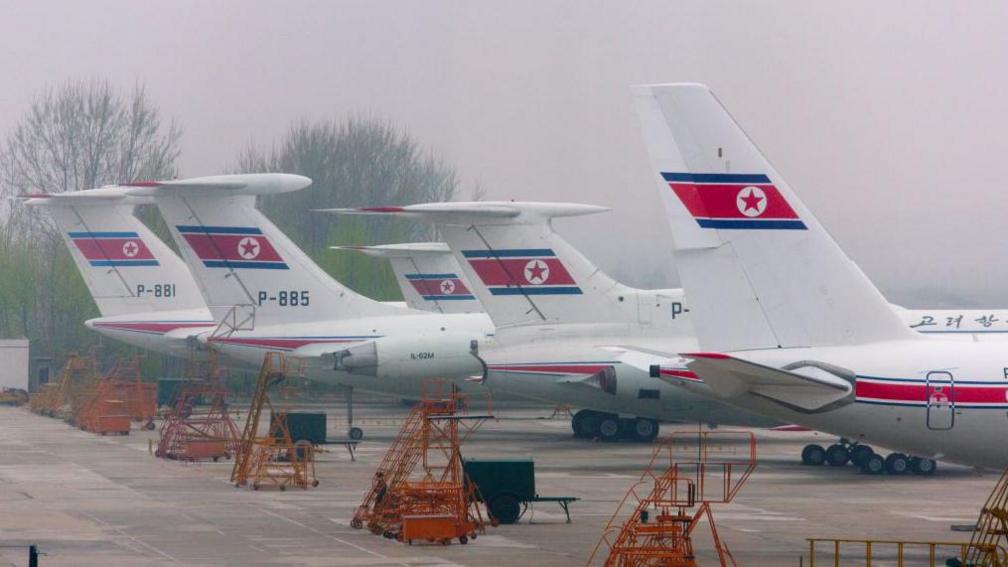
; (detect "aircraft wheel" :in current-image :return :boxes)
[861,453,885,475]
[910,457,937,476]
[631,418,659,443]
[571,410,591,438]
[801,444,826,466]
[825,444,850,467]
[574,411,600,438]
[598,415,621,442]
[849,445,875,468]
[349,427,363,440]
[885,453,911,475]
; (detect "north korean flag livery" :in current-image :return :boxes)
[176,225,289,270]
[661,172,806,230]
[69,231,158,267]
[405,273,475,301]
[461,248,581,296]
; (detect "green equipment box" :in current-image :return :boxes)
[464,458,535,502]
[272,412,327,445]
[157,378,195,407]
[463,458,578,525]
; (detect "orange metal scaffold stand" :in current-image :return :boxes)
[588,431,757,567]
[156,352,239,462]
[230,352,317,490]
[351,379,492,545]
[77,356,156,434]
[29,351,100,419]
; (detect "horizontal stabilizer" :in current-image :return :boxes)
[127,174,310,197]
[331,242,452,258]
[684,353,854,413]
[23,186,153,206]
[319,201,609,225]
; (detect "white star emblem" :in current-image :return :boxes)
[121,241,139,257]
[439,279,456,295]
[237,237,261,259]
[524,259,550,285]
[736,186,767,217]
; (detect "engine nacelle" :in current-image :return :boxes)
[331,333,485,380]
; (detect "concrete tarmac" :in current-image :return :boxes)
[0,403,996,566]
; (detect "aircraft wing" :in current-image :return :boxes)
[684,353,854,413]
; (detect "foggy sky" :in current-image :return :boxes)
[2,1,1006,307]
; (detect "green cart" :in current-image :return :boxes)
[463,458,579,525]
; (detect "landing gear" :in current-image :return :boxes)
[801,444,827,466]
[802,440,938,476]
[910,457,937,476]
[885,453,911,475]
[572,409,600,439]
[344,385,364,441]
[630,417,659,443]
[598,416,621,442]
[825,444,850,467]
[570,410,660,442]
[849,445,875,468]
[861,453,885,475]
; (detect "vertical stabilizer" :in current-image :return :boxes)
[633,83,915,351]
[332,243,483,314]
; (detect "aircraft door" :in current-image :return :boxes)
[925,371,955,430]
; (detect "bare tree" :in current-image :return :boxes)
[1,79,180,239]
[0,79,181,360]
[237,116,458,255]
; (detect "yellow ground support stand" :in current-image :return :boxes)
[230,352,317,491]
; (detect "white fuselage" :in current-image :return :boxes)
[480,322,778,426]
[688,337,1008,468]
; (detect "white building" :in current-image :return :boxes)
[0,339,29,391]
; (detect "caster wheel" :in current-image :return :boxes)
[351,518,363,529]
[801,444,827,466]
[850,445,874,467]
[825,444,850,467]
[861,453,885,475]
[885,453,910,475]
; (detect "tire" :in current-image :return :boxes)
[350,518,363,530]
[631,418,659,443]
[489,493,521,525]
[349,427,363,441]
[598,415,621,442]
[571,410,590,438]
[459,535,468,544]
[801,444,826,466]
[849,445,874,467]
[825,444,850,467]
[574,411,600,439]
[911,457,937,476]
[885,453,910,475]
[861,453,885,475]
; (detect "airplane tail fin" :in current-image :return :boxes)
[131,174,407,325]
[23,188,207,318]
[633,83,915,351]
[323,202,682,329]
[332,243,483,314]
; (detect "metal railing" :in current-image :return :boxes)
[805,537,979,566]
